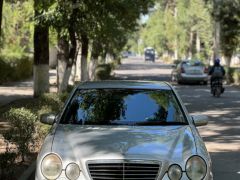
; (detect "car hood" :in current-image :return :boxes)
[52,125,196,165]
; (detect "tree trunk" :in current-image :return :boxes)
[225,55,232,84]
[174,4,178,60]
[57,36,70,93]
[33,3,49,97]
[69,44,80,85]
[59,28,77,91]
[89,41,101,80]
[81,34,89,81]
[0,0,3,37]
[196,31,201,57]
[101,50,107,64]
[213,0,221,62]
[69,61,76,85]
[188,30,193,59]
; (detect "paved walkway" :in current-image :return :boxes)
[0,80,33,107]
[0,70,57,107]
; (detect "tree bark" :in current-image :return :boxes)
[174,4,178,60]
[89,41,101,80]
[59,27,77,91]
[0,0,3,37]
[33,1,49,97]
[57,36,69,93]
[188,30,193,59]
[58,3,78,91]
[81,34,89,81]
[225,55,232,84]
[213,0,221,62]
[196,31,201,57]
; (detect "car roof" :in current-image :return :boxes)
[77,80,172,90]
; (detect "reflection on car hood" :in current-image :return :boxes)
[52,125,196,165]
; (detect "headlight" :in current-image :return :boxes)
[168,164,182,180]
[66,163,81,180]
[41,153,62,179]
[186,156,207,180]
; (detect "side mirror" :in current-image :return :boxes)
[40,113,56,125]
[191,115,208,126]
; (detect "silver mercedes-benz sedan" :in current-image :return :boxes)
[36,81,212,180]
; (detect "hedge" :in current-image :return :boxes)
[95,63,113,80]
[0,55,33,84]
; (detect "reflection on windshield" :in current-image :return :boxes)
[61,89,187,126]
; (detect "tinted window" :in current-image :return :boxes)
[60,89,187,126]
[182,61,204,67]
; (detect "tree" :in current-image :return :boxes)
[46,0,154,91]
[217,0,240,83]
[138,0,212,61]
[33,0,53,97]
[0,0,3,37]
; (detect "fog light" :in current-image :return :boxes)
[65,163,80,180]
[168,164,182,180]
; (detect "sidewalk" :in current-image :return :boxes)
[0,80,33,107]
[0,70,57,107]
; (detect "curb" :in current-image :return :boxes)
[18,161,36,180]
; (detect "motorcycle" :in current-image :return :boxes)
[211,79,224,97]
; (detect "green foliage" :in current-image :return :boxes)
[138,0,212,61]
[1,1,34,54]
[233,69,240,85]
[39,93,65,112]
[3,108,37,161]
[0,92,69,161]
[95,64,113,80]
[227,67,240,84]
[44,0,154,60]
[0,55,33,84]
[217,0,240,57]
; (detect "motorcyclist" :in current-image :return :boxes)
[208,58,225,92]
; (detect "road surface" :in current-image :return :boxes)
[114,57,240,180]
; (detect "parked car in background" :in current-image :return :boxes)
[36,81,212,180]
[171,60,208,84]
[121,51,129,58]
[144,47,155,62]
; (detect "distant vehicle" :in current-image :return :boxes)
[36,81,212,180]
[144,47,155,62]
[121,51,137,58]
[171,60,208,84]
[121,51,129,58]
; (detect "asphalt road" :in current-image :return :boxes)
[114,57,240,180]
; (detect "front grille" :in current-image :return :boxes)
[87,160,160,180]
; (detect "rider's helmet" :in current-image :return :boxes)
[214,58,220,65]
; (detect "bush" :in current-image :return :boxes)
[3,108,37,162]
[233,69,240,85]
[226,67,240,84]
[0,92,70,157]
[162,56,172,63]
[0,55,33,84]
[95,63,113,80]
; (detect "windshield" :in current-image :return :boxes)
[60,89,187,126]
